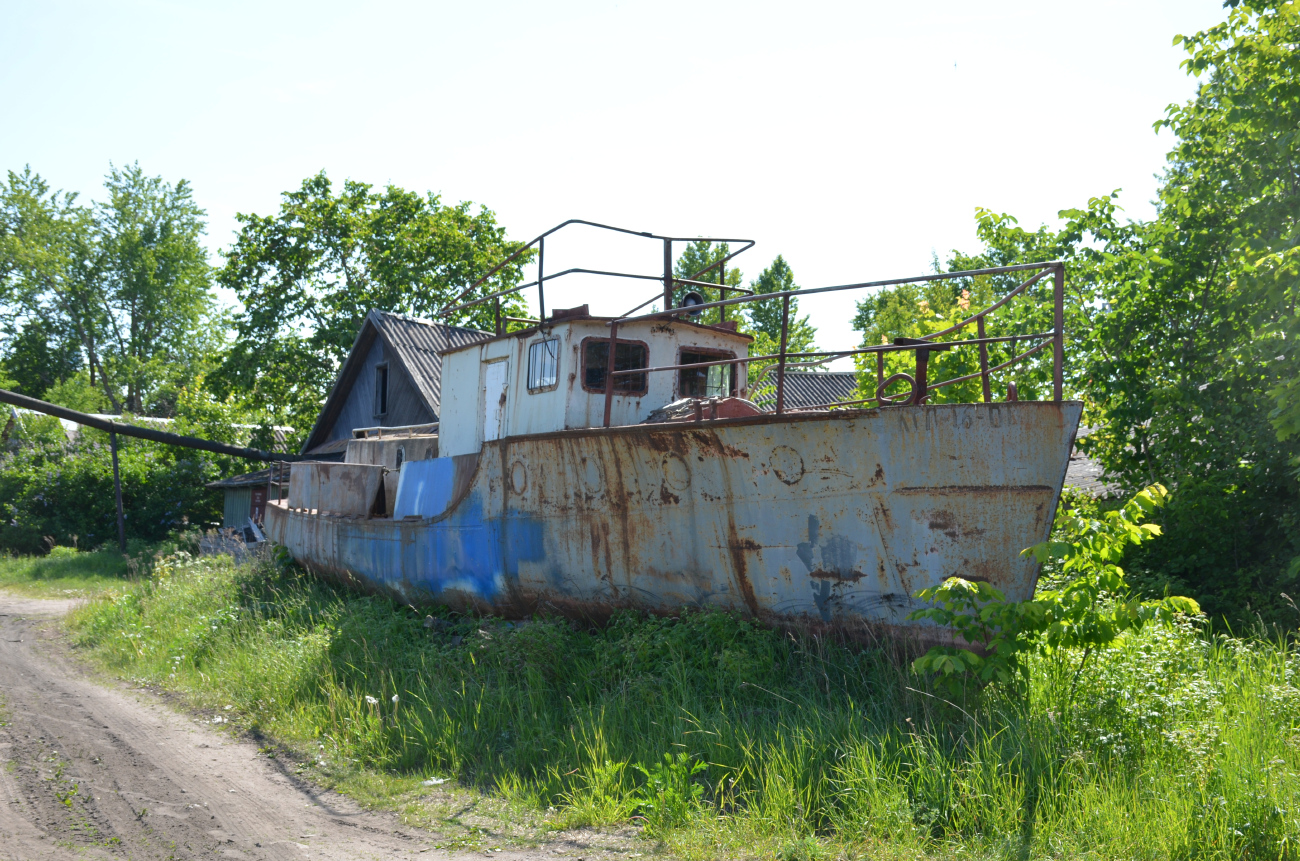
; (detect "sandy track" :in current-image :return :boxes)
[0,595,624,861]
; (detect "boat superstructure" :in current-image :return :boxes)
[266,220,1081,637]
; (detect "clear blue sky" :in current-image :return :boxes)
[1,0,1228,363]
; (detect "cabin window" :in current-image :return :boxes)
[678,349,736,398]
[582,337,649,394]
[527,338,559,390]
[374,363,389,416]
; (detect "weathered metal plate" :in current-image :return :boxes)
[267,402,1081,634]
[287,462,384,516]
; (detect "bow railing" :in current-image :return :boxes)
[600,259,1066,426]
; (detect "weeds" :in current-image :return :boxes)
[0,547,130,597]
[61,549,1300,860]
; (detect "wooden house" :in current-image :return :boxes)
[299,310,489,460]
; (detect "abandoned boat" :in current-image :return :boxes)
[265,220,1082,636]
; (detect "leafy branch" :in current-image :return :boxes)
[908,484,1202,698]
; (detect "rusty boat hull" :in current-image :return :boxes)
[266,402,1082,634]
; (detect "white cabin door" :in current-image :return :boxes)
[483,360,509,443]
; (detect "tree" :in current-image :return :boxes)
[0,164,219,415]
[673,241,746,326]
[746,256,816,354]
[0,318,82,399]
[95,164,218,414]
[210,172,531,439]
[847,0,1300,624]
[0,168,95,398]
[1163,1,1300,446]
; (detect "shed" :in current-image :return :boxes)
[299,310,490,459]
[206,468,280,531]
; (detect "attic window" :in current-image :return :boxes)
[374,363,389,416]
[527,338,559,390]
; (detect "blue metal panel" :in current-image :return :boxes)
[393,458,459,519]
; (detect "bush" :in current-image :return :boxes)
[0,426,229,554]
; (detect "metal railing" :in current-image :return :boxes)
[433,218,1065,428]
[436,219,758,334]
[599,260,1066,427]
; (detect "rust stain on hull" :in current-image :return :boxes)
[268,402,1083,636]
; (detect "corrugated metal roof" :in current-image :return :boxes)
[207,467,276,489]
[754,371,860,409]
[300,311,490,454]
[371,311,488,418]
[1062,428,1117,497]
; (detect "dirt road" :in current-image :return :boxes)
[0,596,630,861]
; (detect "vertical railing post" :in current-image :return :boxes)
[911,347,930,406]
[603,323,619,428]
[1052,263,1064,402]
[775,294,790,415]
[494,297,501,336]
[537,237,546,325]
[976,315,992,403]
[110,429,126,553]
[662,239,673,312]
[875,350,884,404]
[718,263,726,324]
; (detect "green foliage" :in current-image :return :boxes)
[911,486,1201,693]
[856,0,1300,625]
[40,372,112,413]
[0,547,130,598]
[672,240,746,327]
[744,255,816,355]
[1159,2,1300,444]
[64,552,1300,859]
[0,386,263,554]
[0,164,220,414]
[632,752,707,836]
[210,173,531,443]
[0,317,82,399]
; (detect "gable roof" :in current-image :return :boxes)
[301,310,489,454]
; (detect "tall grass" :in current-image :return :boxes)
[0,546,130,597]
[68,551,1300,859]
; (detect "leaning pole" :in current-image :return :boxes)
[0,388,303,553]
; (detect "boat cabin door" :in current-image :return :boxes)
[483,359,509,443]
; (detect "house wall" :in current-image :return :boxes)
[222,487,252,529]
[438,320,750,458]
[323,337,435,445]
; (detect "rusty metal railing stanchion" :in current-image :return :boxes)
[663,239,673,312]
[719,263,726,324]
[875,350,884,404]
[977,315,992,403]
[537,237,546,324]
[911,347,930,406]
[1053,263,1064,402]
[494,297,501,336]
[603,323,619,428]
[775,294,790,415]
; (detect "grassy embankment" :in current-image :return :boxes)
[0,546,131,598]
[50,547,1300,860]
